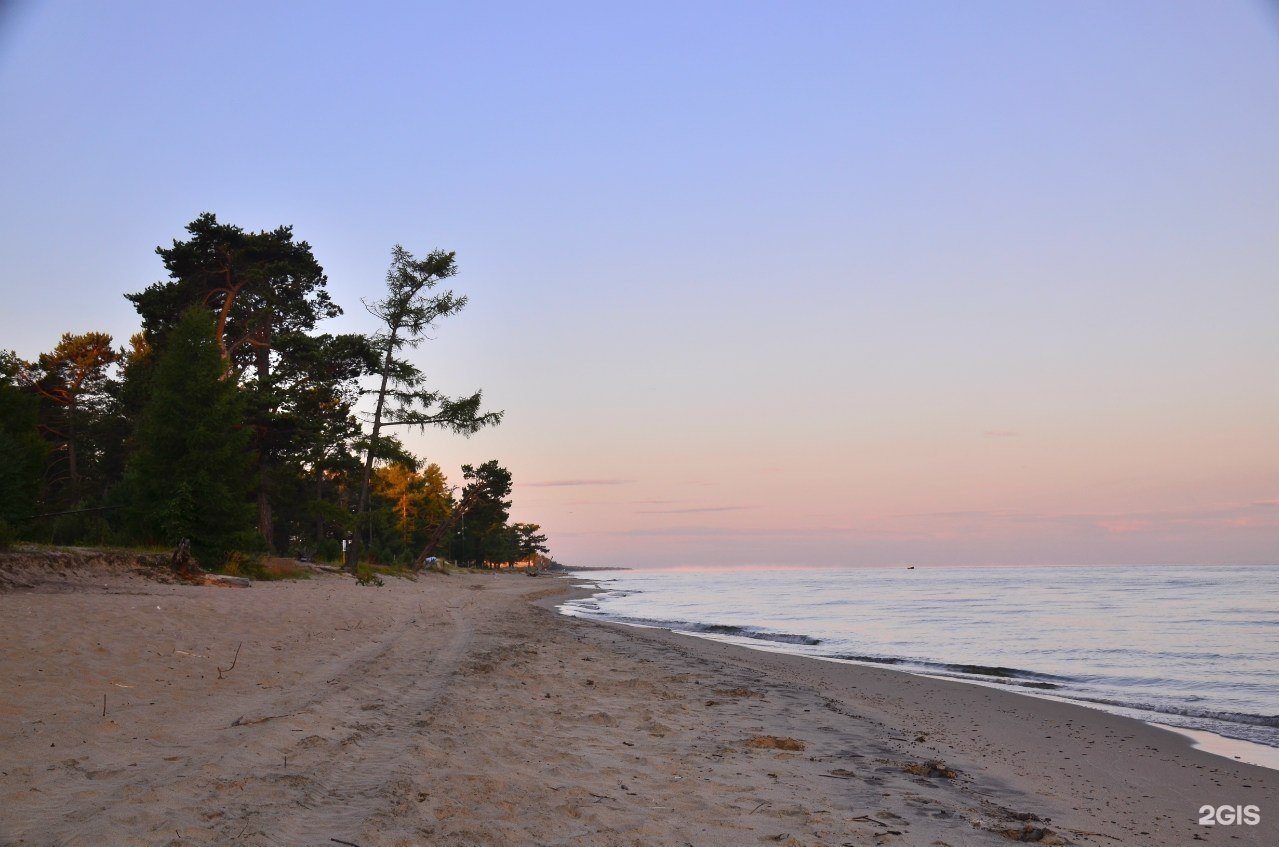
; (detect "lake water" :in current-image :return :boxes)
[559,564,1279,752]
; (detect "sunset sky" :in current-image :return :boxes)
[1,1,1275,567]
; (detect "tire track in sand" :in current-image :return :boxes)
[244,585,495,847]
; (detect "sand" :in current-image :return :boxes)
[0,560,1274,846]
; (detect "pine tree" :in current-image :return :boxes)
[346,245,502,571]
[121,308,255,567]
[0,352,47,544]
[126,213,354,546]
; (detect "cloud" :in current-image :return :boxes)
[565,498,677,507]
[520,479,632,488]
[637,505,751,515]
[575,524,915,539]
[900,502,1279,534]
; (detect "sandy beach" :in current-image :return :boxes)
[1,558,1274,847]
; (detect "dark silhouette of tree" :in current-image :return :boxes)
[513,522,550,561]
[19,332,118,505]
[121,309,254,568]
[346,246,502,572]
[453,460,513,567]
[0,352,48,543]
[126,213,350,546]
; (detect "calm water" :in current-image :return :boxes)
[560,564,1279,749]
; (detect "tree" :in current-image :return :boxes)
[369,461,454,563]
[513,522,550,561]
[373,462,426,547]
[120,308,255,568]
[453,460,513,567]
[258,331,378,551]
[346,246,503,571]
[0,352,47,544]
[127,213,338,373]
[126,213,346,545]
[20,332,118,504]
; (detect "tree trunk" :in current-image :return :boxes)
[346,331,397,573]
[315,467,325,544]
[254,327,274,547]
[257,486,273,548]
[65,398,79,499]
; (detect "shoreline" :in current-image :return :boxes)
[559,566,1279,764]
[1,565,1274,846]
[552,584,1277,846]
[564,605,1279,771]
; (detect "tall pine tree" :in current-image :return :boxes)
[121,308,255,567]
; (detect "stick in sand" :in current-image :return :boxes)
[217,642,242,679]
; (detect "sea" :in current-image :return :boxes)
[559,564,1279,759]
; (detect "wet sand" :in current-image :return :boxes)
[0,563,1273,846]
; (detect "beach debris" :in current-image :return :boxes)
[1066,829,1121,841]
[716,686,764,698]
[748,735,806,751]
[216,642,242,679]
[850,814,889,826]
[204,574,251,588]
[820,768,858,779]
[331,839,365,847]
[170,538,196,576]
[903,760,957,778]
[999,823,1062,843]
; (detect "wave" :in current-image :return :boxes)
[1070,696,1279,729]
[829,652,1069,686]
[829,653,1279,729]
[686,623,822,645]
[831,654,905,665]
[564,606,822,646]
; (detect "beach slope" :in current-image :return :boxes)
[0,565,1272,846]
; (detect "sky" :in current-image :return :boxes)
[1,1,1276,568]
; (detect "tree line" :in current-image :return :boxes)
[0,213,551,572]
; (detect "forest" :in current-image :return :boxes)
[0,213,551,574]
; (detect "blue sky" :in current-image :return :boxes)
[1,1,1276,566]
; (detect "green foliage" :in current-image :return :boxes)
[355,568,385,587]
[346,245,503,571]
[121,308,256,568]
[454,460,514,566]
[0,352,48,533]
[513,522,550,560]
[127,213,364,551]
[17,333,120,511]
[15,217,550,571]
[127,213,339,365]
[221,552,310,581]
[364,461,455,565]
[312,538,343,563]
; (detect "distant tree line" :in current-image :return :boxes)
[0,213,552,572]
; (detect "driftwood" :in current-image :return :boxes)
[204,574,251,588]
[216,642,242,679]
